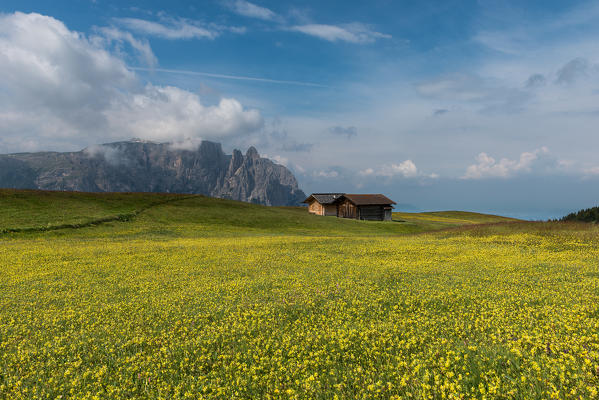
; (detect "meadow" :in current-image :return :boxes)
[1,190,598,399]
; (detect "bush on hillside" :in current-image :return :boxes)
[560,206,599,223]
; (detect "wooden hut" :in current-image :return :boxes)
[302,193,344,216]
[334,194,395,221]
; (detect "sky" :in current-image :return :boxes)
[1,0,599,219]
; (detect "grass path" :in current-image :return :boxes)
[0,190,197,234]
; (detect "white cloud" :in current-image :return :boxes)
[583,166,599,176]
[84,144,128,165]
[416,73,526,109]
[290,23,390,44]
[114,17,219,40]
[359,168,374,176]
[223,3,388,45]
[226,0,276,21]
[359,160,421,178]
[293,164,306,174]
[462,147,554,179]
[0,12,263,153]
[107,86,263,145]
[263,154,288,166]
[314,170,339,178]
[95,26,157,67]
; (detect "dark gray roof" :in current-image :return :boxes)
[334,194,396,206]
[302,193,345,204]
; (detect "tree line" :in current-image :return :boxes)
[560,206,599,223]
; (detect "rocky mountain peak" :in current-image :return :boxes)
[198,140,224,155]
[245,146,260,160]
[0,140,306,206]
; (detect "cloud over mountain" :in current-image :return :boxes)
[0,12,263,153]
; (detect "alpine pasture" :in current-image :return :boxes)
[1,190,598,399]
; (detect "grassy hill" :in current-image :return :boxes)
[394,210,519,227]
[0,189,183,232]
[2,190,599,399]
[0,189,516,237]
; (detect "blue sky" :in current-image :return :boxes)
[1,1,599,219]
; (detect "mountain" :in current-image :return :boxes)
[0,140,306,206]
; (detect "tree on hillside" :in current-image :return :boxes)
[560,206,599,223]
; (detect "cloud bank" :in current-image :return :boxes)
[462,147,561,179]
[359,160,437,179]
[0,12,263,152]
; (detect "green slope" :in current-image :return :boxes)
[0,189,185,232]
[393,210,519,229]
[0,189,518,237]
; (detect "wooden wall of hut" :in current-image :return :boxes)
[358,205,385,221]
[308,201,323,215]
[337,199,357,218]
[323,204,337,216]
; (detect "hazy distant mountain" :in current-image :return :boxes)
[0,140,306,206]
[394,203,421,212]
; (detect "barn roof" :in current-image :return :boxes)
[336,194,396,206]
[302,193,344,204]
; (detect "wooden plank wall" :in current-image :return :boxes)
[337,199,357,218]
[358,205,385,221]
[308,201,324,215]
[323,204,337,216]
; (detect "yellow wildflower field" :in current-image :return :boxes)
[0,194,598,399]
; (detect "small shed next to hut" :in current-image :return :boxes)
[334,194,396,221]
[303,193,344,216]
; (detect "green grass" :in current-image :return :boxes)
[0,189,186,231]
[393,210,517,230]
[3,190,598,399]
[0,190,517,238]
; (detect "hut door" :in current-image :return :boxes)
[339,201,355,218]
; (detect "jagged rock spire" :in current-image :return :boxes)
[0,140,306,206]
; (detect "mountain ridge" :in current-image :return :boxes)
[0,140,306,206]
